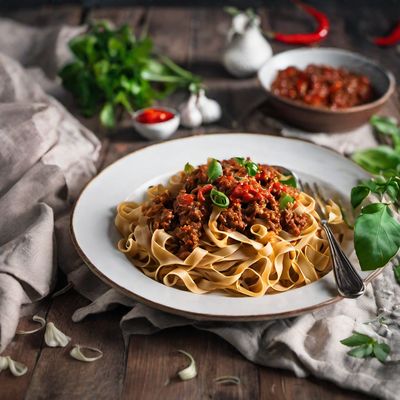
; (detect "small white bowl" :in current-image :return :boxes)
[132,107,180,140]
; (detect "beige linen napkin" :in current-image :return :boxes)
[1,19,399,400]
[0,20,100,352]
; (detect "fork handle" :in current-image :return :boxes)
[321,221,366,298]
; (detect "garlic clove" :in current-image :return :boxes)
[44,322,71,348]
[7,357,28,377]
[197,90,222,124]
[0,356,28,377]
[177,350,197,381]
[179,94,202,128]
[70,345,103,363]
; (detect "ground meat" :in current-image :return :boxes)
[142,159,311,258]
[218,202,246,232]
[281,203,309,236]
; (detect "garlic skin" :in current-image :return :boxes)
[197,90,222,124]
[179,94,203,128]
[223,12,273,78]
[44,322,71,348]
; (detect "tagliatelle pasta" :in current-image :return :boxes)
[115,158,347,297]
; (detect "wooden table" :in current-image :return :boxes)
[1,3,399,399]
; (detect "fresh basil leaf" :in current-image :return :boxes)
[279,194,295,210]
[352,146,400,175]
[245,161,259,177]
[280,175,297,188]
[340,332,372,347]
[100,102,115,128]
[354,203,400,270]
[234,157,245,166]
[207,159,223,182]
[348,344,372,358]
[393,265,400,284]
[373,342,390,363]
[370,115,399,136]
[351,186,370,208]
[184,162,194,174]
[210,188,230,208]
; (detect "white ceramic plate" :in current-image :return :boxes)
[71,134,379,321]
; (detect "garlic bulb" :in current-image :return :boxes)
[223,12,272,78]
[179,94,202,128]
[197,90,222,124]
[44,322,71,347]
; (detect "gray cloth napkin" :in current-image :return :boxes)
[1,18,399,400]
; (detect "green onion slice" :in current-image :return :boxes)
[207,159,223,181]
[210,188,230,208]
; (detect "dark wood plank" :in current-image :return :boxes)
[259,367,373,400]
[123,327,259,400]
[1,5,82,26]
[24,290,126,400]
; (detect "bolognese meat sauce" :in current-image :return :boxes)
[142,158,309,258]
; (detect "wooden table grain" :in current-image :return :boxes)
[2,3,399,399]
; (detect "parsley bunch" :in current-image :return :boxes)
[59,21,201,128]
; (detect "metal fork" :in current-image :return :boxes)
[300,181,366,299]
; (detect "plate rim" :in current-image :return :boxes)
[70,133,382,321]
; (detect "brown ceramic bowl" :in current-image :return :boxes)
[258,48,396,133]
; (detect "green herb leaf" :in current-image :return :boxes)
[370,115,400,151]
[234,157,245,166]
[184,162,195,174]
[351,185,371,208]
[279,194,295,210]
[340,332,372,347]
[393,264,400,284]
[210,188,230,208]
[373,342,390,363]
[245,161,259,177]
[352,146,400,175]
[280,175,298,188]
[348,344,373,358]
[100,102,115,128]
[354,203,400,270]
[207,159,223,182]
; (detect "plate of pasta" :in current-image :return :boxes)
[71,134,377,320]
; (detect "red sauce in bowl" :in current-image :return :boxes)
[271,64,375,109]
[136,108,175,124]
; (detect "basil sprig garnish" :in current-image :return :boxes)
[207,159,223,181]
[210,188,230,208]
[184,162,195,174]
[234,157,259,176]
[351,115,400,272]
[279,193,294,210]
[341,331,390,363]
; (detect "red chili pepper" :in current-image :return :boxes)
[268,1,329,45]
[373,21,400,46]
[136,108,175,124]
[197,184,213,202]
